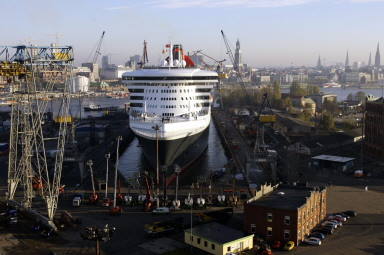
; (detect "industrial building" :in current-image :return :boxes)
[184,222,254,255]
[364,97,384,160]
[244,184,327,245]
[311,155,355,172]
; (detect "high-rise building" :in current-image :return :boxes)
[317,55,322,68]
[234,39,242,71]
[130,55,141,63]
[375,42,380,67]
[345,50,350,67]
[102,55,109,70]
[368,51,372,67]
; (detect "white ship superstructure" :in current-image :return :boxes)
[122,44,218,174]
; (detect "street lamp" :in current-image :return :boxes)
[113,136,122,208]
[151,124,162,208]
[174,165,181,209]
[105,152,110,198]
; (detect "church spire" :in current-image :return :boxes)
[345,50,349,67]
[368,51,372,67]
[317,55,322,68]
[375,42,380,67]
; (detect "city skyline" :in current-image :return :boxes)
[1,0,384,67]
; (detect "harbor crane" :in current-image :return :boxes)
[0,45,74,230]
[93,31,105,64]
[221,30,277,192]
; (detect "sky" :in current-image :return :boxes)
[1,0,384,68]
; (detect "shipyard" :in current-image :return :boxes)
[1,2,384,255]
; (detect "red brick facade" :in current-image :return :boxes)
[365,100,384,160]
[243,186,327,245]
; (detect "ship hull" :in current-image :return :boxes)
[135,125,209,172]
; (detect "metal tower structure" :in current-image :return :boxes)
[0,45,74,229]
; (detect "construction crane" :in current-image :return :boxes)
[189,50,225,71]
[143,171,153,212]
[1,45,74,231]
[87,160,98,205]
[93,31,105,64]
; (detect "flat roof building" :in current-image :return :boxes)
[185,222,254,255]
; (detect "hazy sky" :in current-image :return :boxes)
[2,0,384,68]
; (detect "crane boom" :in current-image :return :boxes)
[92,31,105,64]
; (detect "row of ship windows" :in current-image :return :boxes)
[131,103,210,108]
[131,96,209,101]
[130,110,208,116]
[129,88,211,93]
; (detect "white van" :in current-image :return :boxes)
[152,207,170,214]
[72,197,81,207]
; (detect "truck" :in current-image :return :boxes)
[144,217,183,237]
[195,208,233,223]
[72,197,81,207]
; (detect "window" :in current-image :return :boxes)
[267,227,272,236]
[197,238,201,244]
[267,213,273,222]
[211,244,215,250]
[204,241,207,247]
[190,236,193,242]
[284,230,290,239]
[227,247,231,252]
[251,224,256,233]
[284,216,290,225]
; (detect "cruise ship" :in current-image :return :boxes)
[122,43,218,180]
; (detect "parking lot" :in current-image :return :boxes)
[0,171,383,255]
[271,173,384,255]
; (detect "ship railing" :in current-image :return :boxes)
[130,115,209,124]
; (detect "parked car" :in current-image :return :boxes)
[342,210,357,217]
[326,222,337,229]
[334,215,347,222]
[315,227,333,235]
[330,220,342,227]
[152,207,170,214]
[272,240,282,249]
[335,212,350,219]
[303,237,322,246]
[284,241,295,251]
[308,232,325,240]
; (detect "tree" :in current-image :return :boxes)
[298,109,312,121]
[285,97,293,114]
[273,80,281,99]
[290,81,307,96]
[347,93,353,101]
[323,100,339,113]
[355,91,366,101]
[321,112,334,130]
[343,116,357,130]
[307,84,320,95]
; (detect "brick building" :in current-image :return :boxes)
[244,184,327,245]
[364,97,384,160]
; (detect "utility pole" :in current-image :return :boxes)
[152,125,161,208]
[105,153,110,198]
[113,136,122,208]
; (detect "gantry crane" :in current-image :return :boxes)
[1,45,74,230]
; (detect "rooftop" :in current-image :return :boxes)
[248,185,318,210]
[185,222,250,244]
[311,154,355,163]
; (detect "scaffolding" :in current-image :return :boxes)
[1,45,74,229]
